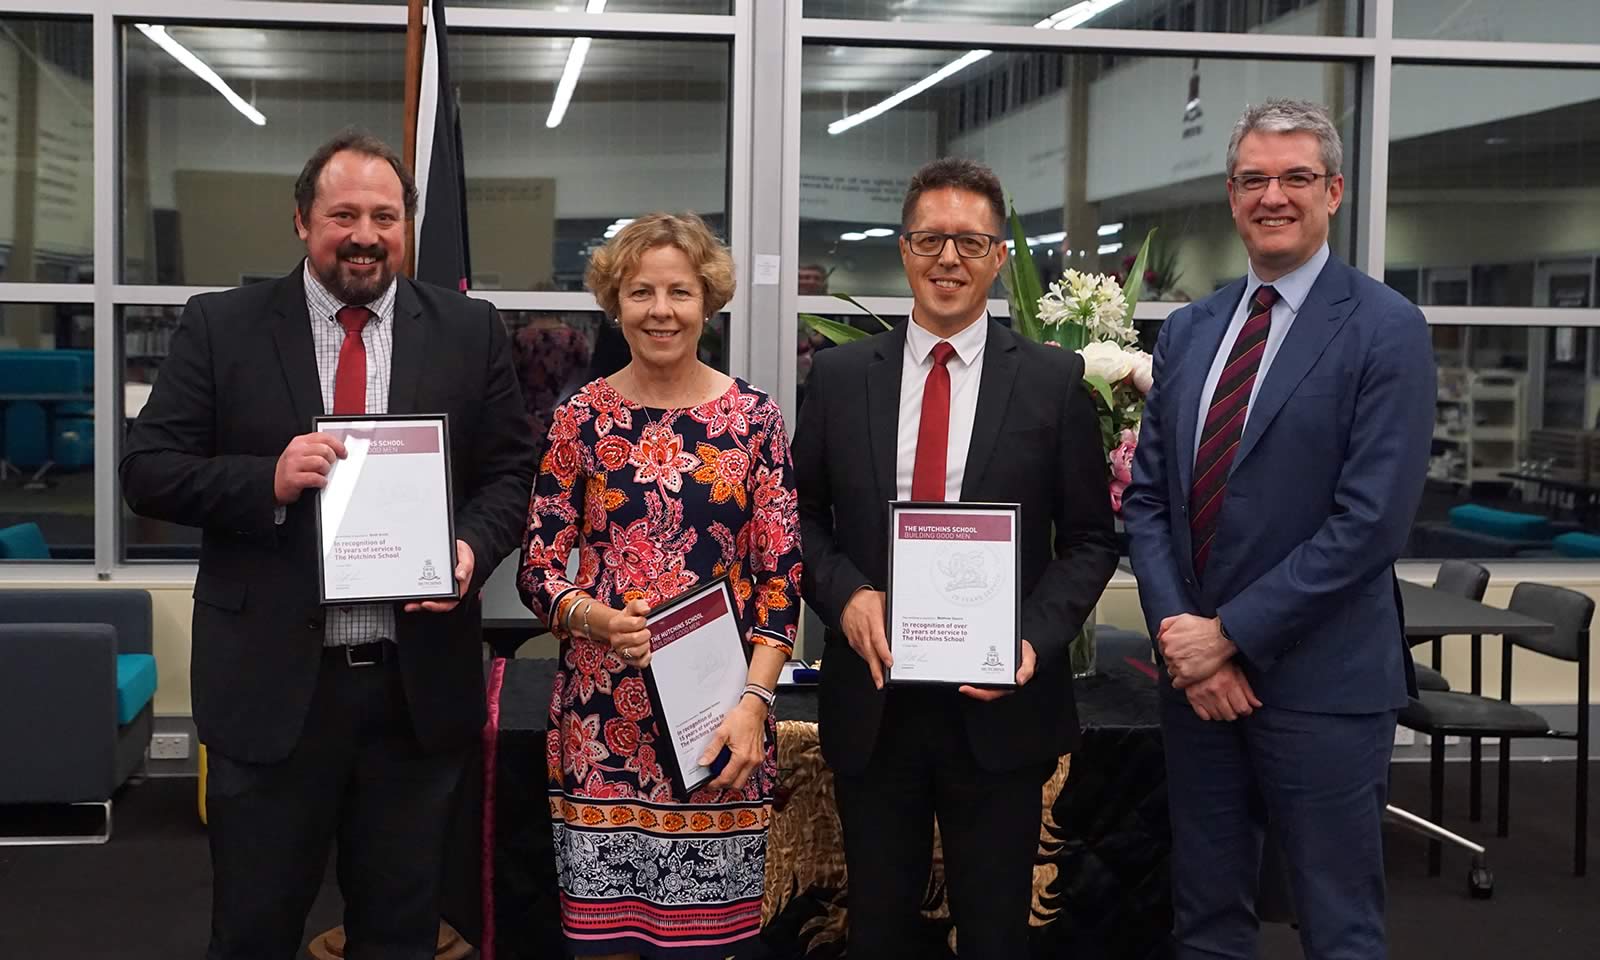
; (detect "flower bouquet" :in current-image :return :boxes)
[1001,204,1157,675]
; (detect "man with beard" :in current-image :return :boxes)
[122,130,536,960]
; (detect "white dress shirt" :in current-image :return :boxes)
[896,313,988,501]
[300,261,398,646]
[1193,243,1330,466]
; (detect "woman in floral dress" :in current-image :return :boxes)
[519,213,802,959]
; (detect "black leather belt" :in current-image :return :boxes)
[326,641,391,668]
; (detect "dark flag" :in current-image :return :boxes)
[412,0,471,292]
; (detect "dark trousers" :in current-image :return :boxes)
[1161,694,1398,960]
[205,648,468,960]
[833,686,1052,960]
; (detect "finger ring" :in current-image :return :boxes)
[622,650,635,661]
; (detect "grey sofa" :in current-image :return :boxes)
[0,589,156,843]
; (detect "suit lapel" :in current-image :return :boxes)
[866,323,909,505]
[270,265,324,428]
[1231,259,1356,471]
[1175,280,1243,500]
[388,278,424,415]
[959,320,1019,500]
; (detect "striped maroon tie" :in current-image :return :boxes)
[1190,284,1278,576]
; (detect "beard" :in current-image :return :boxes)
[312,243,395,305]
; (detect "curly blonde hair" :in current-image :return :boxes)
[585,212,736,318]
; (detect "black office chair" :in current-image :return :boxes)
[1410,559,1491,693]
[1399,582,1592,879]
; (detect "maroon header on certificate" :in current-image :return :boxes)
[329,425,441,455]
[896,512,1013,542]
[648,587,733,652]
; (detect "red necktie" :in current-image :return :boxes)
[332,305,371,415]
[1190,285,1278,575]
[911,341,958,501]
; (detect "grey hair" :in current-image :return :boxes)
[1226,98,1343,177]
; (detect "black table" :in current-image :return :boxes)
[447,650,1169,960]
[1397,580,1553,826]
[1496,471,1600,527]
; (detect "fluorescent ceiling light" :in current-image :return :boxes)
[839,232,868,241]
[862,227,896,238]
[135,24,265,126]
[1037,0,1131,31]
[1033,230,1067,244]
[828,49,991,135]
[546,0,607,128]
[1098,242,1123,255]
[1097,222,1123,237]
[831,0,1131,136]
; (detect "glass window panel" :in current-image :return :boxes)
[1386,65,1600,307]
[1395,0,1600,44]
[503,308,730,468]
[0,302,95,562]
[122,25,731,291]
[236,0,728,9]
[119,305,198,561]
[804,0,1358,35]
[0,19,93,284]
[1416,324,1600,561]
[122,25,406,285]
[453,35,730,292]
[801,45,1358,297]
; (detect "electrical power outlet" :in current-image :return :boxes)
[149,733,190,760]
[1393,727,1416,747]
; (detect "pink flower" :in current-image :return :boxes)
[1109,428,1137,513]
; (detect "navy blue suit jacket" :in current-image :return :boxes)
[1122,255,1435,714]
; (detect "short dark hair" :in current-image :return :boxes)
[294,129,418,227]
[900,157,1006,234]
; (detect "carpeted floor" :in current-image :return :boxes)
[1,759,1594,959]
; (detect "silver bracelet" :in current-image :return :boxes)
[562,595,583,636]
[580,599,594,640]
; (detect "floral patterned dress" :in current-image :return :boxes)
[519,376,803,958]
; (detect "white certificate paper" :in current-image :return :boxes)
[887,502,1020,687]
[641,580,748,795]
[314,415,458,605]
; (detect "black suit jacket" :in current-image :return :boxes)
[121,266,537,764]
[793,319,1119,775]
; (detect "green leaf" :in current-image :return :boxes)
[829,294,893,331]
[1001,199,1046,343]
[800,313,874,345]
[1121,229,1155,325]
[1082,374,1116,411]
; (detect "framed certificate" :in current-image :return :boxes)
[886,501,1021,687]
[314,414,458,606]
[640,578,750,796]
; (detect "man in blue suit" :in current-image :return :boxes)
[1123,99,1435,959]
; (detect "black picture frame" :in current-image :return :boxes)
[313,412,459,606]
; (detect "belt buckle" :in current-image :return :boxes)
[345,643,381,668]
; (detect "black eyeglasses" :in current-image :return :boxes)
[902,231,1003,259]
[1228,171,1333,193]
